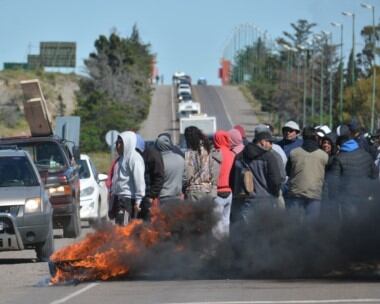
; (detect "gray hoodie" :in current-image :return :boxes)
[155,134,185,199]
[111,131,145,202]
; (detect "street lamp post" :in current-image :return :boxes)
[361,2,377,133]
[331,22,344,123]
[323,31,334,128]
[342,11,356,115]
[298,45,308,128]
[314,33,325,125]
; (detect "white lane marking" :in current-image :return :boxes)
[49,282,99,304]
[162,299,380,304]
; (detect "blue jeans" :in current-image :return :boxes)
[286,197,321,220]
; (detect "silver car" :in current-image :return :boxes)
[0,148,54,261]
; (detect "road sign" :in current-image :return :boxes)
[40,42,76,67]
[105,130,120,147]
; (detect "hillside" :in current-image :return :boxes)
[0,70,80,136]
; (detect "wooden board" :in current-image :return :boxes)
[20,79,53,136]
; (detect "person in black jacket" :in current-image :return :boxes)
[330,125,379,219]
[136,134,164,220]
[230,128,282,223]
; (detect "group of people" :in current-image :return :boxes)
[106,119,380,238]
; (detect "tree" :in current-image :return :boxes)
[76,26,153,151]
[281,19,317,49]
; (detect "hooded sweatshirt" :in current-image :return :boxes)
[155,134,185,198]
[111,131,146,203]
[228,128,244,155]
[213,131,235,193]
[230,142,282,201]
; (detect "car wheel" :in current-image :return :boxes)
[63,204,81,238]
[35,218,54,262]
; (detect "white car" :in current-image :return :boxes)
[177,84,192,96]
[177,101,201,119]
[78,154,108,226]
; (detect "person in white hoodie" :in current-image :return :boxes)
[111,131,146,225]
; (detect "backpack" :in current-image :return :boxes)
[241,160,254,195]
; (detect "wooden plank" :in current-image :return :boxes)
[23,98,53,136]
[20,79,53,136]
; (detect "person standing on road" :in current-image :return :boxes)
[211,130,235,239]
[330,125,378,218]
[286,127,328,220]
[111,131,146,225]
[277,121,303,158]
[155,133,185,204]
[183,126,214,201]
[230,127,282,223]
[136,134,164,220]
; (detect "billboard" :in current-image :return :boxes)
[40,42,76,67]
[27,55,41,69]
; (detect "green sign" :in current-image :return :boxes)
[3,62,29,70]
[27,55,42,69]
[40,42,76,67]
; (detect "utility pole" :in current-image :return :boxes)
[361,3,377,133]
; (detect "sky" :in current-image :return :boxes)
[0,0,379,85]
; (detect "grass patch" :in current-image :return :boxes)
[238,85,274,125]
[86,151,114,174]
[0,119,30,137]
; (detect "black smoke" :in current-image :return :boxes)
[132,198,380,280]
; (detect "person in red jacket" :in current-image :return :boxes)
[212,130,235,239]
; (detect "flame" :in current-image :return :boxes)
[50,204,207,284]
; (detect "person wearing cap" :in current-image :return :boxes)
[286,127,328,220]
[315,125,332,145]
[330,124,378,218]
[155,133,185,204]
[230,126,282,222]
[277,121,303,158]
[347,118,371,154]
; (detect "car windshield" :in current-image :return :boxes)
[16,141,67,171]
[0,156,39,187]
[78,159,91,179]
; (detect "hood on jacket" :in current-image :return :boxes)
[340,139,359,152]
[233,124,246,138]
[119,131,137,169]
[213,130,231,149]
[155,133,173,152]
[243,142,267,161]
[302,139,320,153]
[228,128,244,154]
